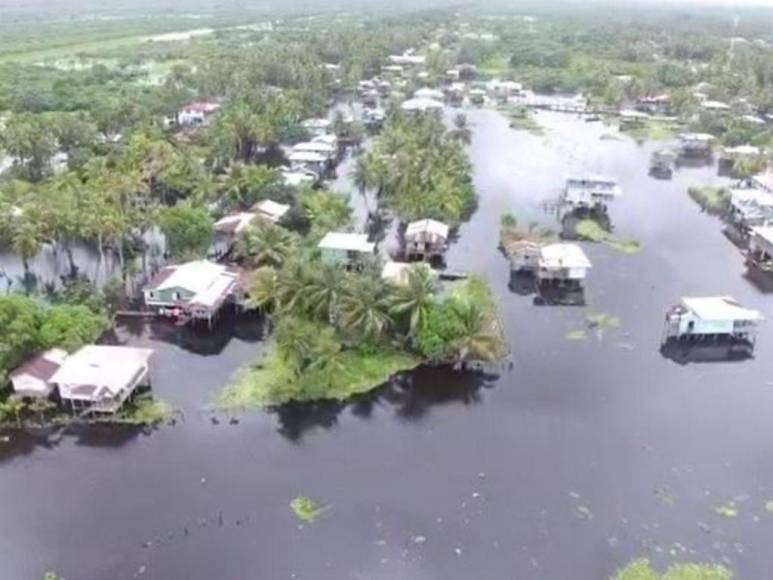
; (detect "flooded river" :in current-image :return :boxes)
[2,109,773,580]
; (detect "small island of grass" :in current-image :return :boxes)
[575,219,641,254]
[687,185,730,215]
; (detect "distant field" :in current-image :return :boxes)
[0,14,246,64]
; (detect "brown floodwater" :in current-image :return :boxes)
[2,109,773,580]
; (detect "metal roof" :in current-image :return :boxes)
[682,297,762,322]
[318,232,375,253]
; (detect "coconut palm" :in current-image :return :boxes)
[234,220,296,268]
[450,300,505,367]
[11,219,43,276]
[308,262,347,324]
[246,266,278,311]
[339,275,392,341]
[450,113,472,145]
[275,259,316,317]
[388,265,437,338]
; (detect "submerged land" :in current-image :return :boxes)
[2,1,773,578]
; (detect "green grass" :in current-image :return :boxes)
[113,394,172,426]
[687,186,730,215]
[575,219,641,254]
[218,346,420,408]
[290,496,330,524]
[621,120,679,142]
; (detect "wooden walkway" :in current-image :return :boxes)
[523,101,616,116]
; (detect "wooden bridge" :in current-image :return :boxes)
[523,101,616,116]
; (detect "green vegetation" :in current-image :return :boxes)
[220,262,504,408]
[565,330,588,341]
[499,213,556,257]
[687,186,731,215]
[290,496,329,524]
[714,502,739,519]
[354,113,475,224]
[575,219,641,254]
[506,107,543,135]
[222,344,418,408]
[159,203,213,259]
[585,312,621,330]
[0,294,108,387]
[613,558,731,580]
[114,394,172,426]
[622,120,679,142]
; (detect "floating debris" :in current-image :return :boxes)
[575,505,593,520]
[412,535,427,544]
[565,329,588,341]
[654,485,676,505]
[585,312,621,330]
[290,496,329,524]
[714,503,738,518]
[765,500,773,513]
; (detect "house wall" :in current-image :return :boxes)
[144,286,195,307]
[678,315,734,335]
[11,375,51,397]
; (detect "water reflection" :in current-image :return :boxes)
[659,340,755,365]
[146,310,265,356]
[273,366,498,442]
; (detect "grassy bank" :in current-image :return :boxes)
[688,186,730,215]
[505,107,544,135]
[621,120,679,142]
[575,219,641,254]
[219,346,419,409]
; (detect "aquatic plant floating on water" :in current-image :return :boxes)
[585,312,621,330]
[575,219,641,254]
[565,329,588,341]
[713,502,738,519]
[290,496,330,524]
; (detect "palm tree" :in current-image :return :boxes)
[246,266,278,311]
[388,265,437,339]
[308,262,347,324]
[11,219,43,276]
[234,220,296,268]
[339,275,392,341]
[275,259,316,317]
[450,300,505,368]
[450,113,472,145]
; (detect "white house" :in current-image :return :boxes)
[752,170,773,194]
[301,118,332,136]
[178,102,220,126]
[400,98,444,113]
[214,212,256,237]
[318,232,376,266]
[662,297,762,344]
[404,219,450,259]
[51,345,154,413]
[10,349,68,398]
[253,199,290,223]
[728,188,773,230]
[413,87,445,101]
[563,176,622,210]
[678,133,714,157]
[748,225,773,268]
[144,260,240,324]
[537,243,592,285]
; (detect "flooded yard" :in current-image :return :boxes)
[3,109,773,579]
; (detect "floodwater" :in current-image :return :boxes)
[3,109,773,580]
